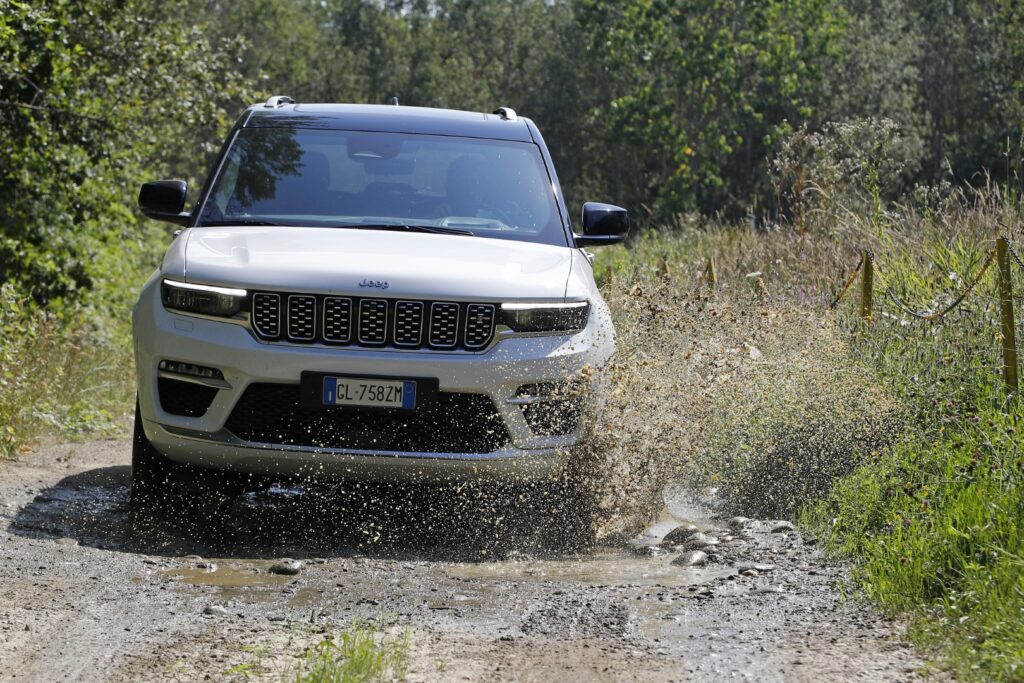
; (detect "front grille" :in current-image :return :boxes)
[158,377,218,417]
[249,292,496,351]
[225,383,510,453]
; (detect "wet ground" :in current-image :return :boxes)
[0,440,940,681]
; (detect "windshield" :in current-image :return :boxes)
[196,127,567,246]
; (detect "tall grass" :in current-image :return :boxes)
[591,178,1023,678]
[0,284,134,456]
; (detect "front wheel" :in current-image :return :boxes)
[131,400,181,512]
[131,400,246,523]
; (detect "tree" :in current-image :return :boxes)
[0,0,249,306]
[575,0,845,218]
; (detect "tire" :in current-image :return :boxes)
[131,400,247,524]
[131,400,180,513]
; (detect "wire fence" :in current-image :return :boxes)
[701,235,1023,396]
[826,235,1021,396]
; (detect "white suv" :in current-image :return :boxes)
[131,98,628,510]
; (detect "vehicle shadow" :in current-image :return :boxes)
[7,465,592,562]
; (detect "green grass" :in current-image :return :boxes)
[803,408,1024,679]
[286,624,409,683]
[0,283,135,457]
[594,187,1024,678]
[222,623,410,682]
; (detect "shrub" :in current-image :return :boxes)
[0,284,132,456]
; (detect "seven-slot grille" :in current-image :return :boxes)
[249,292,496,351]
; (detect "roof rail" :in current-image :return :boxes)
[493,107,518,122]
[264,95,296,109]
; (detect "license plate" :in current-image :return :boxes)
[321,377,416,409]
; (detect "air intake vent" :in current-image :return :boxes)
[225,383,510,453]
[252,293,281,338]
[429,303,460,348]
[287,295,316,340]
[158,377,218,417]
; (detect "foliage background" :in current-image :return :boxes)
[2,0,1024,310]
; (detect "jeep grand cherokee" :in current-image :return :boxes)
[131,97,629,509]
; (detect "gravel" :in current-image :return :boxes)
[0,439,939,682]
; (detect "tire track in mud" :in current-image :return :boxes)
[0,440,940,682]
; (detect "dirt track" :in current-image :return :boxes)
[0,439,940,681]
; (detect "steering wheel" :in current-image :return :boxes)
[488,197,530,229]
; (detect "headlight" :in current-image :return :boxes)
[501,301,590,333]
[161,279,247,317]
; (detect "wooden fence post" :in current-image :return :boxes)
[996,237,1019,395]
[859,250,873,321]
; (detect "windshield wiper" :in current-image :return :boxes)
[200,219,288,227]
[336,223,475,237]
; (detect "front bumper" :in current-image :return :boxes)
[133,276,614,482]
[144,422,568,482]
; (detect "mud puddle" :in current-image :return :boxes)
[158,562,294,590]
[446,549,735,588]
[446,492,733,589]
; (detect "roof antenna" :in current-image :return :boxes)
[391,96,399,106]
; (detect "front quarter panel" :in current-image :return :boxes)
[567,249,615,365]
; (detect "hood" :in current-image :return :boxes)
[180,226,572,301]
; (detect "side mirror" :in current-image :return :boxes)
[139,180,190,225]
[575,202,629,247]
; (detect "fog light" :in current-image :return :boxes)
[515,380,585,400]
[158,360,224,381]
[515,382,585,436]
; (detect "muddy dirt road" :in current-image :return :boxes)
[0,440,936,681]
